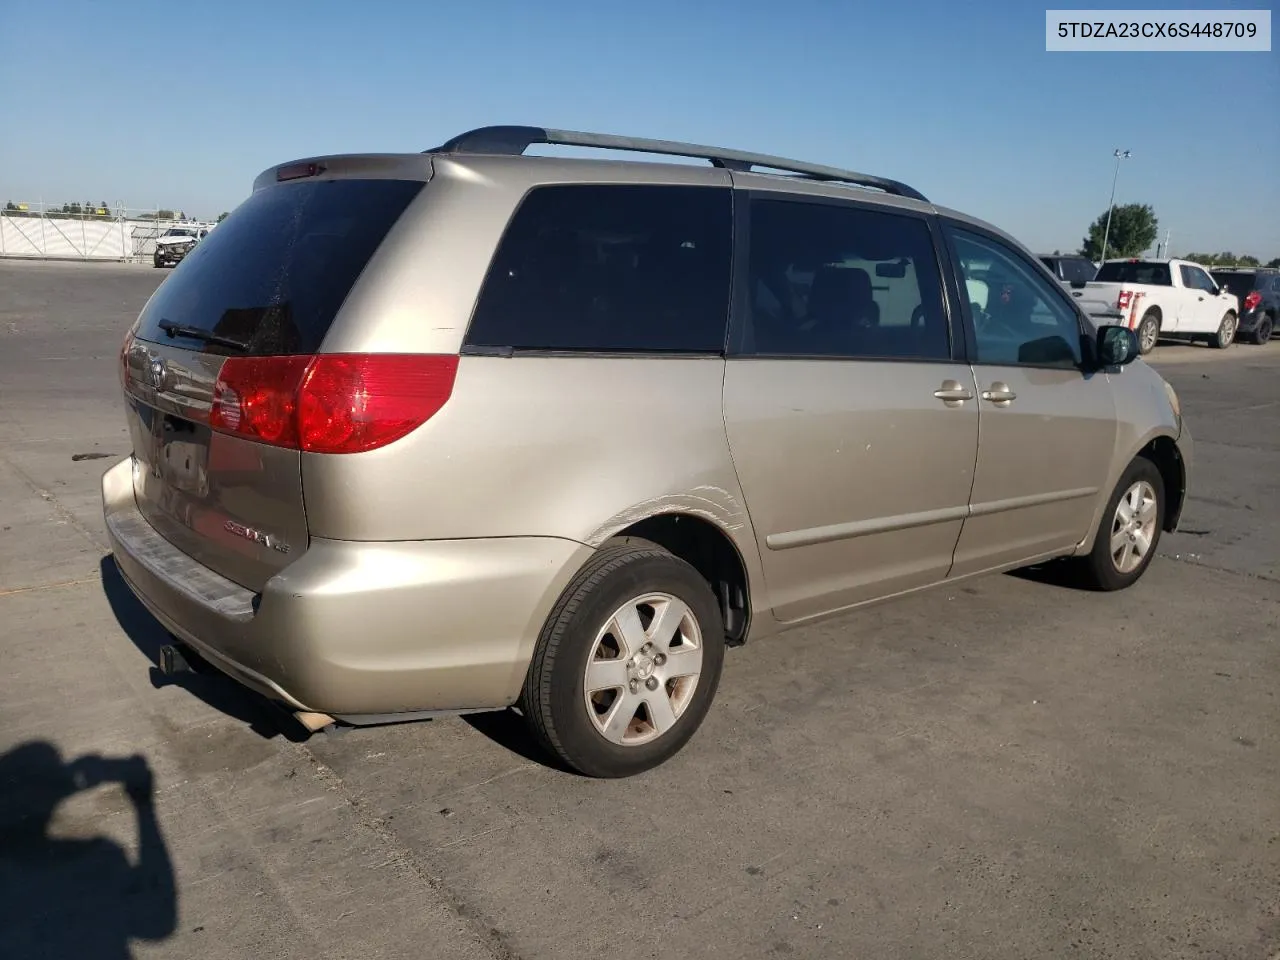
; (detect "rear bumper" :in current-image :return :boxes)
[102,456,592,718]
[1236,309,1269,334]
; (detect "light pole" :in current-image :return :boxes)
[1099,149,1131,263]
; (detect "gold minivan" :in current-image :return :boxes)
[104,126,1192,777]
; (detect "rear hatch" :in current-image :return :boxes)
[120,174,426,591]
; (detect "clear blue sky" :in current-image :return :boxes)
[2,0,1277,258]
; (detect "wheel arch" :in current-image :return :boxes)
[1075,427,1186,555]
[601,512,757,647]
[1137,435,1187,533]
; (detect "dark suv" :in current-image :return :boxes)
[1211,267,1279,345]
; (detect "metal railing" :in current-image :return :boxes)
[1,201,217,262]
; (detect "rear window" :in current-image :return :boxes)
[1093,261,1172,285]
[465,184,732,354]
[1060,257,1096,284]
[1211,271,1259,297]
[135,178,424,355]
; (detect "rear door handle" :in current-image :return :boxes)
[981,382,1017,405]
[933,380,974,405]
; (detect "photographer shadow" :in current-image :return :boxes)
[0,742,176,960]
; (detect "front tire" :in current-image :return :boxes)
[1136,311,1160,355]
[1075,457,1165,591]
[1210,311,1237,349]
[520,538,725,778]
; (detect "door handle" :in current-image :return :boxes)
[933,380,974,405]
[981,382,1016,405]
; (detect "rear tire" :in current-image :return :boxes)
[1251,315,1273,345]
[1210,311,1237,349]
[1074,457,1165,591]
[519,538,725,778]
[1136,311,1160,355]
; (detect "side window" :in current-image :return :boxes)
[741,198,950,360]
[947,227,1083,368]
[466,185,731,353]
[1179,264,1216,292]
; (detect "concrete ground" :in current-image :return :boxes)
[1,259,1276,960]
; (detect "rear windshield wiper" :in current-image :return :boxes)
[158,320,251,352]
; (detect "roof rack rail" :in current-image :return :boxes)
[425,125,928,203]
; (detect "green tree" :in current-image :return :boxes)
[216,211,229,223]
[1080,203,1159,260]
[1267,258,1280,269]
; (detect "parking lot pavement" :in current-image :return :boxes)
[1,259,1277,960]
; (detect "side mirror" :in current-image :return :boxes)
[1097,325,1139,366]
[1069,278,1088,289]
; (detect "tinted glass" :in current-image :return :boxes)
[466,185,731,353]
[948,227,1082,368]
[135,179,424,356]
[1094,261,1172,285]
[740,198,950,360]
[1039,257,1060,277]
[1211,271,1258,297]
[1181,265,1216,292]
[1062,258,1097,284]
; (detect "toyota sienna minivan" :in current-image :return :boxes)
[104,125,1192,777]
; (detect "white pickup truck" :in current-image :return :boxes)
[1084,257,1240,354]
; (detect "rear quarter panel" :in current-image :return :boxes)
[299,355,771,618]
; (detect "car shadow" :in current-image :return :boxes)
[1006,558,1099,591]
[461,711,572,773]
[0,742,177,959]
[98,555,306,742]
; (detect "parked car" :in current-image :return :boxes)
[1085,257,1241,354]
[1210,266,1278,345]
[153,227,207,268]
[104,125,1192,777]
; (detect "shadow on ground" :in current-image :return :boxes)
[98,556,304,742]
[0,743,176,959]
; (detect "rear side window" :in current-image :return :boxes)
[135,179,424,356]
[1094,261,1172,285]
[465,185,732,353]
[740,197,950,360]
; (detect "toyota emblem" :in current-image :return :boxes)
[149,356,168,390]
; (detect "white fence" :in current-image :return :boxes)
[0,205,218,262]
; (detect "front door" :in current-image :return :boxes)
[1178,263,1223,335]
[941,223,1118,576]
[723,194,978,623]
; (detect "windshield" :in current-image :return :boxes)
[1093,261,1172,285]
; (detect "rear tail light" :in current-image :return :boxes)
[209,354,459,454]
[1117,290,1133,310]
[1244,291,1262,312]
